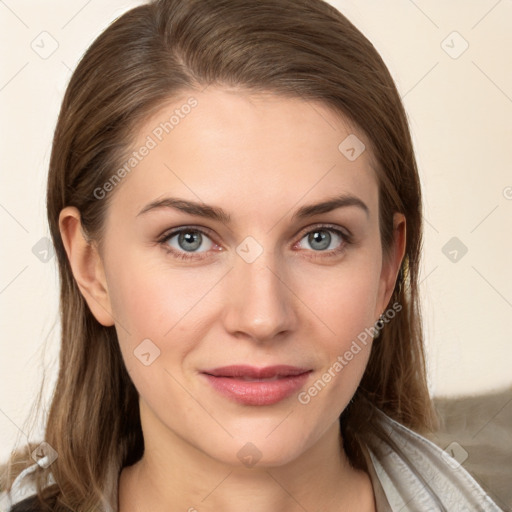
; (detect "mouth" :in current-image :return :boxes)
[200,365,313,406]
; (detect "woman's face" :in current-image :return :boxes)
[92,87,403,467]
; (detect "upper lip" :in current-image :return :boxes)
[202,365,311,379]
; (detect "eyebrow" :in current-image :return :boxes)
[137,193,369,223]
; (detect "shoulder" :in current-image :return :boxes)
[2,460,59,512]
[9,495,45,512]
[363,407,504,511]
[6,492,69,512]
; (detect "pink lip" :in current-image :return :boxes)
[201,365,312,406]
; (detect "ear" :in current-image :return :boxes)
[59,206,115,327]
[375,212,406,318]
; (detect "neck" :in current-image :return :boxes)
[118,419,375,512]
[119,428,375,512]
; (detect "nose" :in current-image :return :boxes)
[222,244,298,343]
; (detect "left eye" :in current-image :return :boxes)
[296,228,345,252]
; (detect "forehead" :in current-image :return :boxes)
[108,87,379,224]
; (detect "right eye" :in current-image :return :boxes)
[158,227,221,261]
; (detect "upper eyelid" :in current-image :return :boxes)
[296,223,351,239]
[159,224,215,241]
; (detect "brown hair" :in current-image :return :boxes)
[1,0,437,510]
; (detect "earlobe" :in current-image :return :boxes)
[58,207,115,327]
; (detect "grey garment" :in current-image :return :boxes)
[430,390,512,509]
[361,407,504,511]
[3,409,504,512]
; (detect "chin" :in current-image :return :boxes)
[203,429,314,470]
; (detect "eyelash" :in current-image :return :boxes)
[157,224,353,262]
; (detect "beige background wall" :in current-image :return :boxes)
[1,1,511,463]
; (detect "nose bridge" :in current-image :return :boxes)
[223,236,297,341]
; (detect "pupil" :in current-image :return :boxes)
[309,230,330,251]
[180,231,201,251]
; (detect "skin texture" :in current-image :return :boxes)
[59,87,405,512]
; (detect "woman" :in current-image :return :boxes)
[1,0,503,510]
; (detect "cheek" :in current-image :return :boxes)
[106,246,219,338]
[292,252,381,411]
[105,250,230,393]
[295,295,376,433]
[297,250,382,344]
[107,261,201,412]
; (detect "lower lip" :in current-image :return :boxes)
[202,372,311,406]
